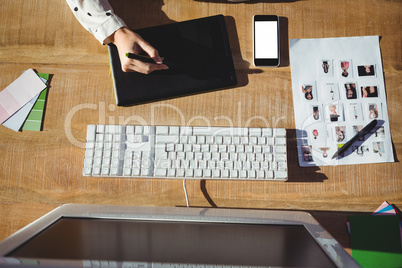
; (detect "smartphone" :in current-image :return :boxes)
[253,15,280,67]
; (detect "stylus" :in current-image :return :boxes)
[331,119,378,159]
[125,53,160,64]
[125,52,180,69]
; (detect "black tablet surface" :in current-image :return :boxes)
[108,15,237,106]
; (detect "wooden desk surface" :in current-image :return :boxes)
[0,0,401,254]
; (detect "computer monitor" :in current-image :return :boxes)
[0,204,360,267]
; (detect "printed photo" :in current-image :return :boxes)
[368,103,380,119]
[318,59,334,77]
[336,144,346,156]
[361,86,378,98]
[353,145,369,156]
[301,145,313,162]
[353,125,365,141]
[322,82,339,102]
[357,65,375,76]
[325,103,344,122]
[312,129,319,140]
[339,60,353,78]
[373,141,384,157]
[319,147,331,158]
[344,83,358,99]
[335,126,347,143]
[311,104,322,121]
[347,103,363,121]
[373,126,385,138]
[306,123,328,144]
[301,83,315,101]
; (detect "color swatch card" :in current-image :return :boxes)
[22,73,49,131]
[374,201,400,215]
[2,73,48,132]
[2,93,40,131]
[0,69,46,124]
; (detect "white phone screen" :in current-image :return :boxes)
[254,21,278,59]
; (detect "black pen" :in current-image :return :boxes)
[331,119,378,159]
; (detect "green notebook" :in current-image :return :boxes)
[350,215,402,267]
[22,73,49,131]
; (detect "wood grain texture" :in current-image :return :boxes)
[0,0,401,254]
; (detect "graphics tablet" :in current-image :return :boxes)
[108,15,237,106]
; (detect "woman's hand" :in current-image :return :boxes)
[110,27,169,74]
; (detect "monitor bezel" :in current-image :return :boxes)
[0,204,360,267]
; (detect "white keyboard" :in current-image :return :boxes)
[83,125,288,181]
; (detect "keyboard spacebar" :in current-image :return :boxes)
[126,142,151,152]
[192,127,248,136]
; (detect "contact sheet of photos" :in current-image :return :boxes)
[289,36,394,166]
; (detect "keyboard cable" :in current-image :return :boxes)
[183,179,190,207]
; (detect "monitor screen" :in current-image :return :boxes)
[6,217,336,267]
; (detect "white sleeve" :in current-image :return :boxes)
[65,0,127,44]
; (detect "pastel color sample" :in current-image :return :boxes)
[0,69,46,124]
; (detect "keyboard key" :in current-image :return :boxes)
[154,169,167,177]
[126,125,134,134]
[142,126,150,135]
[101,167,110,176]
[168,169,176,177]
[169,126,179,135]
[185,169,194,177]
[123,168,131,176]
[132,168,140,176]
[248,170,256,178]
[177,169,185,177]
[140,169,149,176]
[266,170,274,179]
[134,126,143,134]
[94,158,102,166]
[262,128,273,137]
[192,127,214,136]
[156,135,179,144]
[83,167,92,176]
[273,128,286,137]
[180,127,192,136]
[92,167,101,176]
[212,170,220,178]
[86,125,96,141]
[239,170,247,178]
[278,162,287,171]
[204,169,212,178]
[86,142,95,149]
[194,169,203,178]
[222,170,229,178]
[274,171,288,179]
[84,158,93,166]
[230,170,239,178]
[274,145,287,153]
[156,126,169,135]
[249,128,261,136]
[197,136,206,144]
[274,153,287,162]
[275,137,287,145]
[232,136,240,145]
[270,162,278,170]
